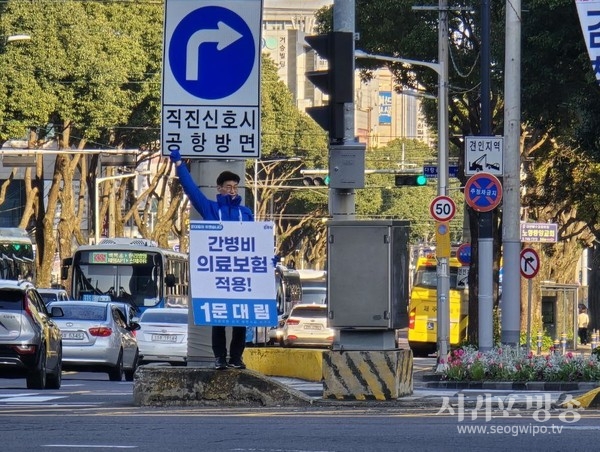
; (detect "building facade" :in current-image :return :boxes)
[262,0,433,149]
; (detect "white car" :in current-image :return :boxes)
[37,288,70,305]
[281,304,334,348]
[136,308,188,366]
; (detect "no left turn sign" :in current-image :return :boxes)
[430,196,456,222]
[520,248,540,279]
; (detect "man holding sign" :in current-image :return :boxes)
[170,150,253,370]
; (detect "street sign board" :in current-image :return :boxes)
[464,172,503,212]
[520,247,540,279]
[464,136,503,176]
[423,164,459,179]
[430,196,456,222]
[456,243,471,265]
[161,0,263,159]
[520,222,558,243]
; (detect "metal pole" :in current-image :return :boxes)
[526,278,532,354]
[436,0,451,371]
[478,0,494,353]
[331,0,356,221]
[501,0,522,346]
[253,159,258,218]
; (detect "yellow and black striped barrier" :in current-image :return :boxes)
[322,349,413,400]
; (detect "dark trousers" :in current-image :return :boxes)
[212,326,246,360]
[578,327,589,345]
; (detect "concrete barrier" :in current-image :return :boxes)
[244,347,324,381]
[322,349,413,400]
[133,366,313,407]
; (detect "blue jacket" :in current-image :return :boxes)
[176,163,254,222]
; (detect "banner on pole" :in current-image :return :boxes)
[576,0,600,84]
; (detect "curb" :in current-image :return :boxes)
[422,379,600,392]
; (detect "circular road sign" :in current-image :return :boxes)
[456,243,472,265]
[520,247,540,279]
[430,196,457,222]
[464,172,503,212]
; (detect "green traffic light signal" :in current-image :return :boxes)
[395,174,428,186]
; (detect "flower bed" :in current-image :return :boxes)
[442,346,600,382]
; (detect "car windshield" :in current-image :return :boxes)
[301,290,326,304]
[291,307,326,318]
[0,289,24,304]
[140,311,188,324]
[57,305,107,321]
[39,293,57,303]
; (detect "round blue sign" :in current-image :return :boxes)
[464,172,503,212]
[169,6,255,99]
[456,243,471,265]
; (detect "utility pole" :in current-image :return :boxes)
[501,0,522,346]
[436,0,451,370]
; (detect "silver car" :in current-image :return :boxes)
[49,301,140,381]
[0,280,64,389]
[136,308,188,366]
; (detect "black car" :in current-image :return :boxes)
[0,280,64,389]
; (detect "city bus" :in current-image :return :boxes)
[61,238,189,313]
[407,255,469,356]
[0,227,35,281]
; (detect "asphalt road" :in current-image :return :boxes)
[0,376,598,452]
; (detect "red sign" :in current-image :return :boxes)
[520,248,540,279]
[464,172,503,212]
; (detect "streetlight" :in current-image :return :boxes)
[94,171,151,244]
[355,48,451,368]
[253,157,301,220]
[6,34,31,44]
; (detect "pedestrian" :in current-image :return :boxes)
[170,150,253,370]
[578,304,590,346]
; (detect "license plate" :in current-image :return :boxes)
[63,332,85,340]
[303,324,322,330]
[151,334,178,342]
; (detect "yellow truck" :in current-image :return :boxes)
[407,255,469,357]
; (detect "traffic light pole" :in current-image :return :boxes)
[354,2,451,369]
[331,0,357,221]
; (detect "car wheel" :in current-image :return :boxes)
[108,350,124,382]
[46,346,62,390]
[27,345,47,390]
[124,349,139,382]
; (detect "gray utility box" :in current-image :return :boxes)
[327,220,410,329]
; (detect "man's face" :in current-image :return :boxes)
[218,180,239,198]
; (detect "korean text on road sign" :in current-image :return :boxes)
[161,0,263,159]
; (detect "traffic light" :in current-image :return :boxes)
[395,174,428,186]
[303,175,330,186]
[305,31,354,143]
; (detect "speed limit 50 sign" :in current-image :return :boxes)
[430,196,456,222]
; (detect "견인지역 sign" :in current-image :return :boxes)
[464,136,503,176]
[189,220,277,327]
[161,0,263,159]
[520,247,540,279]
[464,172,503,212]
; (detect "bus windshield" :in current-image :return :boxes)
[72,250,162,309]
[0,228,35,281]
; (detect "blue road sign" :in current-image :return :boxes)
[456,243,471,265]
[464,172,503,212]
[161,0,262,159]
[423,164,459,179]
[169,6,255,100]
